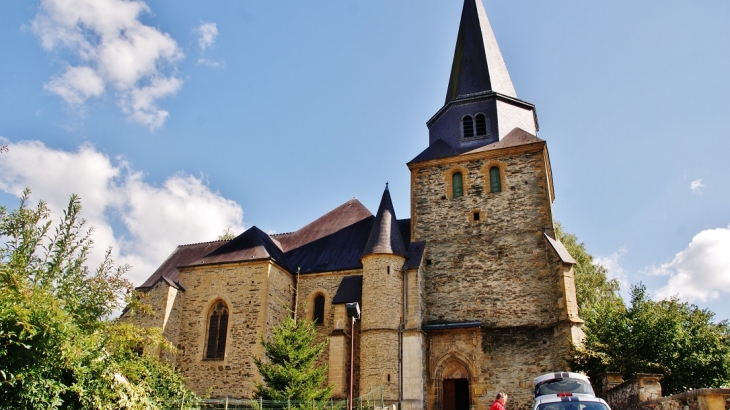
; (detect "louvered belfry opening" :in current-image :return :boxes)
[475,113,487,136]
[462,115,474,138]
[206,301,229,360]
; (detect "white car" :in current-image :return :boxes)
[534,372,595,399]
[532,394,611,410]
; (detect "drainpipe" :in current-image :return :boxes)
[399,265,408,409]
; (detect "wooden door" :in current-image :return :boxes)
[443,379,456,410]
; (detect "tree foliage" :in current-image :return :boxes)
[569,284,730,395]
[254,316,332,406]
[558,223,730,395]
[0,189,199,409]
[555,223,622,317]
[217,228,236,241]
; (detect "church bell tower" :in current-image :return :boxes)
[408,1,583,409]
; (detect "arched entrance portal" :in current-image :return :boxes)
[442,378,469,410]
[438,358,471,410]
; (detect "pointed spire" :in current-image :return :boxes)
[445,0,517,103]
[362,185,407,258]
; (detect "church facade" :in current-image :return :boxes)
[125,1,583,409]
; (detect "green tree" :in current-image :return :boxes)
[254,316,333,407]
[218,227,236,241]
[569,284,730,395]
[556,223,622,318]
[0,189,199,409]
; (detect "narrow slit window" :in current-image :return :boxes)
[489,166,502,193]
[462,115,474,138]
[452,172,464,198]
[475,113,487,136]
[313,294,325,325]
[473,212,480,221]
[205,301,229,360]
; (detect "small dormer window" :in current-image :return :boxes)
[452,172,464,198]
[475,113,487,136]
[462,115,474,138]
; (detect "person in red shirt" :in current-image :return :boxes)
[489,392,508,410]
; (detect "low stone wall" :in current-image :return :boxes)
[640,389,730,410]
[604,374,663,410]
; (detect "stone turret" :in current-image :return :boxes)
[359,185,407,403]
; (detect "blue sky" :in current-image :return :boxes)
[1,1,729,321]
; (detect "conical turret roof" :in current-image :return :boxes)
[445,0,517,103]
[361,185,408,258]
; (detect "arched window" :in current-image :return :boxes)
[205,301,229,360]
[313,294,325,325]
[489,166,501,193]
[475,113,487,136]
[452,172,464,198]
[462,115,474,138]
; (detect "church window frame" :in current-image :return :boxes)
[204,299,229,360]
[312,293,326,326]
[452,172,464,198]
[481,161,506,194]
[489,166,501,192]
[443,166,471,199]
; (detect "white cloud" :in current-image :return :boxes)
[31,0,183,130]
[0,139,245,285]
[44,66,105,105]
[595,247,629,292]
[197,22,218,51]
[197,58,223,68]
[650,225,730,303]
[690,179,706,195]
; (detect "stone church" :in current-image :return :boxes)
[126,1,583,409]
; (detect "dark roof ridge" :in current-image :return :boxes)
[277,198,373,252]
[294,198,369,234]
[177,239,229,247]
[184,226,291,271]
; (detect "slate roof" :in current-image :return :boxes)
[446,0,516,103]
[136,197,424,291]
[138,240,226,289]
[362,186,408,258]
[544,233,576,265]
[409,127,544,164]
[332,276,363,305]
[184,226,290,271]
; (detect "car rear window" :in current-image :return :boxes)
[535,378,594,397]
[537,403,609,410]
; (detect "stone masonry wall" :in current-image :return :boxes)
[297,269,364,398]
[120,280,169,329]
[411,144,581,409]
[175,261,293,398]
[426,327,565,410]
[120,281,182,361]
[361,254,406,402]
[410,146,563,327]
[263,264,296,342]
[604,374,663,410]
[641,389,730,410]
[297,271,361,359]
